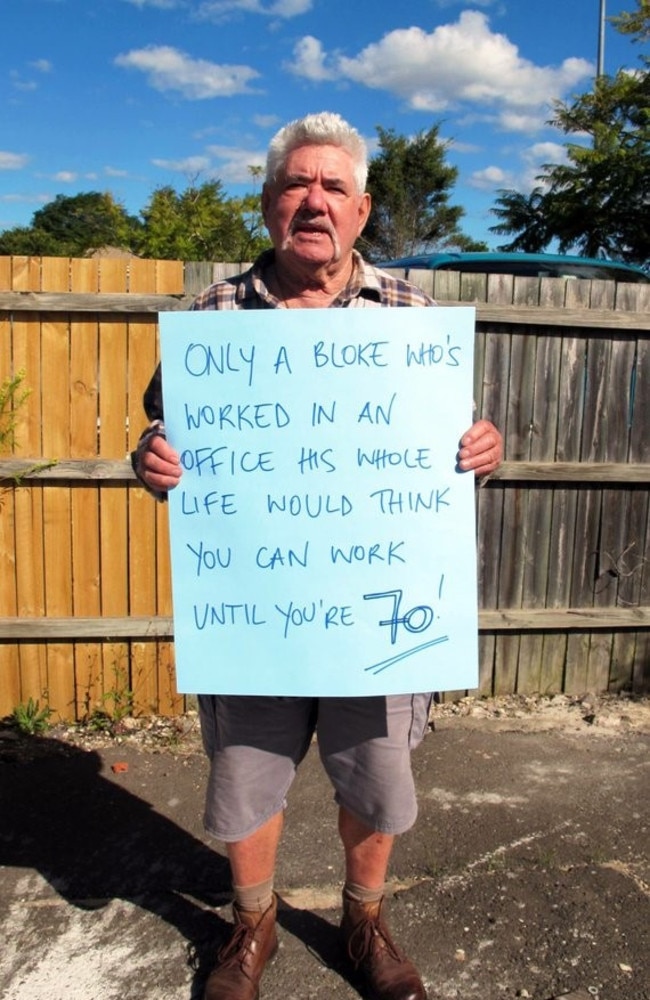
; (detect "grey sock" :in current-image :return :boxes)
[343,881,385,905]
[233,877,275,912]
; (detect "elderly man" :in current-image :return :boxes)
[133,112,503,1000]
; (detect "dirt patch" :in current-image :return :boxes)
[430,691,650,734]
[54,692,650,748]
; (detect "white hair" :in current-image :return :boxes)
[265,112,368,194]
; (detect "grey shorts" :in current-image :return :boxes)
[198,693,433,842]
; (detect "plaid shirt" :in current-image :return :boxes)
[133,250,435,489]
[190,248,435,312]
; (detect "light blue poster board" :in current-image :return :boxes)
[159,306,478,697]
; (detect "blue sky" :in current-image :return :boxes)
[2,0,642,248]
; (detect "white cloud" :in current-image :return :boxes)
[29,59,52,73]
[286,35,337,81]
[469,165,513,190]
[497,111,549,132]
[53,171,78,182]
[10,73,38,93]
[152,155,212,173]
[517,140,569,189]
[196,0,311,20]
[124,0,312,9]
[287,11,593,134]
[0,152,30,170]
[471,140,570,195]
[253,113,280,128]
[448,139,481,154]
[0,192,50,205]
[524,141,567,163]
[435,0,501,6]
[122,0,182,8]
[104,166,129,178]
[150,146,265,184]
[269,0,311,14]
[205,144,266,182]
[115,45,261,99]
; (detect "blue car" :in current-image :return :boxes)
[378,251,649,283]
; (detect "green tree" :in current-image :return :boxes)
[0,191,139,257]
[135,180,270,261]
[489,0,649,265]
[0,178,270,261]
[361,125,487,261]
[0,226,62,256]
[610,0,649,39]
[33,192,139,255]
[489,188,552,252]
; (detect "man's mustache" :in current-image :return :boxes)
[290,216,336,238]
[284,215,342,261]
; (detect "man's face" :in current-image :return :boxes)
[262,144,371,270]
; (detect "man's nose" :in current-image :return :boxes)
[302,184,327,212]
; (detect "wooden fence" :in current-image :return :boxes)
[1,255,649,720]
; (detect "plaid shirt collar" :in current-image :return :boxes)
[238,248,383,308]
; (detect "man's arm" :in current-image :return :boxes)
[131,362,182,498]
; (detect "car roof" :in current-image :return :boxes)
[378,251,649,283]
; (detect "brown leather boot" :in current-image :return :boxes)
[203,895,278,1000]
[341,896,427,1000]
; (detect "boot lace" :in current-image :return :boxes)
[346,915,404,970]
[216,924,254,970]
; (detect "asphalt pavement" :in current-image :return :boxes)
[1,698,649,1000]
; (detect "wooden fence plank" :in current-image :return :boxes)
[40,274,77,719]
[152,260,182,714]
[627,334,650,690]
[155,501,178,714]
[10,312,48,714]
[69,258,103,718]
[0,490,20,715]
[11,257,41,291]
[155,259,185,295]
[0,257,12,291]
[2,604,648,638]
[4,457,650,483]
[0,302,21,714]
[544,330,587,692]
[580,330,614,691]
[0,298,20,713]
[3,288,650,332]
[599,334,641,688]
[494,314,538,693]
[127,260,161,714]
[475,327,509,694]
[97,259,132,715]
[536,284,574,692]
[633,498,650,691]
[473,270,512,696]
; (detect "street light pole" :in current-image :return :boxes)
[597,0,606,77]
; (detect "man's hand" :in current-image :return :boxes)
[457,419,503,478]
[137,434,182,493]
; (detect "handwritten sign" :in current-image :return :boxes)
[159,306,478,697]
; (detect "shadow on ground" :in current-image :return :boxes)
[0,724,234,995]
[0,723,361,998]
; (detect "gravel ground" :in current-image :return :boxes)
[42,690,650,756]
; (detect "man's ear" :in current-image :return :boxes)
[358,192,371,235]
[261,183,271,226]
